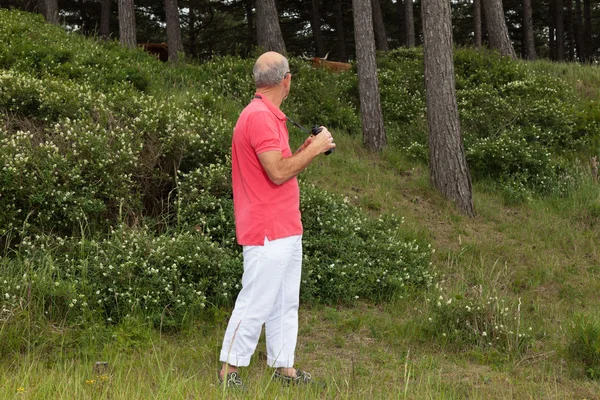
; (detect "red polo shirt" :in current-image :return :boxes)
[231,94,302,246]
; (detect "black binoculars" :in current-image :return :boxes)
[311,125,334,156]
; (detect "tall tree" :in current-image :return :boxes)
[44,0,59,24]
[165,0,184,62]
[335,0,348,62]
[482,0,517,59]
[422,0,475,217]
[575,0,586,61]
[371,0,389,51]
[523,0,536,59]
[353,0,386,151]
[567,0,575,61]
[309,0,326,57]
[583,0,592,61]
[404,0,415,47]
[100,0,111,39]
[255,0,286,54]
[474,0,482,49]
[118,0,136,48]
[555,0,565,60]
[245,0,255,56]
[396,0,405,46]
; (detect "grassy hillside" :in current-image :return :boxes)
[1,9,600,398]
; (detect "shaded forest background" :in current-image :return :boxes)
[2,0,600,63]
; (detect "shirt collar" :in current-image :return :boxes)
[254,92,287,122]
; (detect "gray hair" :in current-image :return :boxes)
[253,57,289,88]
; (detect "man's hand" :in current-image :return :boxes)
[259,127,336,185]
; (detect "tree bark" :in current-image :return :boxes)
[523,0,536,60]
[555,0,565,60]
[482,0,516,59]
[118,0,136,49]
[165,0,184,62]
[404,0,415,47]
[474,0,482,49]
[100,0,111,40]
[255,0,286,54]
[353,0,386,151]
[422,0,475,217]
[371,0,389,51]
[575,0,586,61]
[309,0,326,57]
[189,0,198,58]
[44,0,59,24]
[335,0,348,62]
[583,0,592,62]
[245,0,255,56]
[396,0,405,46]
[566,0,575,61]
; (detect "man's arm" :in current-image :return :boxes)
[258,127,336,185]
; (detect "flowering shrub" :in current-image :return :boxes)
[424,285,532,355]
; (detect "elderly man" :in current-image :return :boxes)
[218,51,335,388]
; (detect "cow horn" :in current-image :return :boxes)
[322,51,330,60]
[301,52,312,61]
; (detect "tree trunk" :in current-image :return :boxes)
[371,0,389,51]
[404,0,415,47]
[44,0,59,24]
[189,0,198,58]
[575,0,586,61]
[482,0,516,59]
[245,0,255,56]
[583,0,592,62]
[118,0,136,49]
[474,0,482,49]
[422,0,475,217]
[255,0,286,54]
[549,0,556,60]
[396,0,405,46]
[335,0,348,62]
[523,0,536,60]
[309,0,326,57]
[165,0,184,62]
[555,0,565,60]
[566,0,575,61]
[100,0,111,40]
[353,0,386,151]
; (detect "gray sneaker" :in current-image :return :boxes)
[273,369,325,388]
[217,370,245,390]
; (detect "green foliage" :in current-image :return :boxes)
[424,287,532,356]
[568,314,600,379]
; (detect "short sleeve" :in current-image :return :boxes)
[248,111,282,155]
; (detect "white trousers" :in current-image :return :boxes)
[219,235,302,368]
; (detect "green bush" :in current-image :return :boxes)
[568,314,600,379]
[424,288,532,356]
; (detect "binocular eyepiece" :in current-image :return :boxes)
[311,125,334,156]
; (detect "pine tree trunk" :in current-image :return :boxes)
[165,0,184,62]
[255,0,286,54]
[474,0,482,49]
[245,0,255,56]
[482,0,516,59]
[567,0,575,61]
[371,0,389,51]
[575,0,586,61]
[335,0,348,62]
[189,0,198,58]
[549,0,556,60]
[118,0,136,49]
[523,0,536,60]
[396,0,405,46]
[404,0,415,47]
[44,0,59,24]
[353,0,386,152]
[422,0,475,217]
[555,0,565,60]
[37,0,46,18]
[100,0,111,40]
[583,0,592,62]
[309,0,326,57]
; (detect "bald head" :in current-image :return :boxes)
[253,52,289,89]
